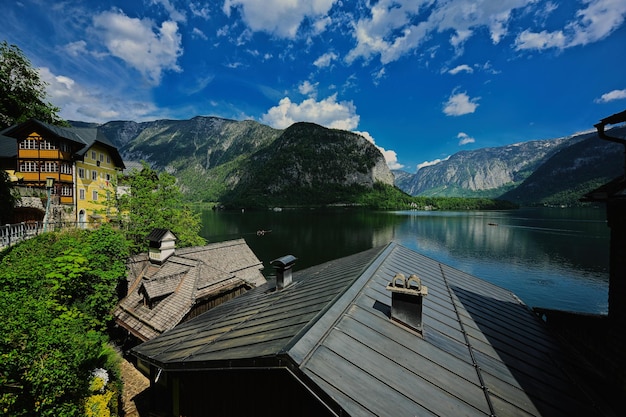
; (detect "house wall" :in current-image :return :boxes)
[75,143,120,224]
[15,130,76,205]
[153,368,337,417]
[183,285,250,322]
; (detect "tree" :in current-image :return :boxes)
[0,228,128,416]
[0,170,18,223]
[118,163,205,252]
[0,41,66,129]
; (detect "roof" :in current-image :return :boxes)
[581,175,626,202]
[0,134,17,158]
[72,127,125,169]
[1,119,125,169]
[115,238,266,341]
[133,242,605,417]
[146,228,176,243]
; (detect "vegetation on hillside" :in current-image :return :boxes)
[0,226,129,416]
[222,180,517,211]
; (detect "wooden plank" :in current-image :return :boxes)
[328,313,489,414]
[305,341,489,417]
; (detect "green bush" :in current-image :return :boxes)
[0,226,128,416]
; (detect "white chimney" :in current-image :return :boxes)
[386,273,428,334]
[146,229,177,265]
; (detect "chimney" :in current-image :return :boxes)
[386,273,428,333]
[146,229,177,265]
[271,255,297,290]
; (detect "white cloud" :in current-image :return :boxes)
[314,51,338,68]
[595,89,626,103]
[514,29,566,50]
[189,2,211,20]
[373,68,386,85]
[443,90,480,116]
[417,156,450,171]
[192,27,208,40]
[457,132,475,145]
[151,0,187,23]
[448,64,473,75]
[355,131,403,170]
[64,40,88,57]
[261,94,359,130]
[515,0,626,51]
[38,67,158,122]
[298,80,318,96]
[346,0,530,65]
[92,10,183,85]
[223,0,337,39]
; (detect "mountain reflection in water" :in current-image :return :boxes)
[200,207,609,314]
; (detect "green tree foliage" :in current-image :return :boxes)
[117,163,205,252]
[0,226,128,416]
[0,170,18,224]
[0,41,66,129]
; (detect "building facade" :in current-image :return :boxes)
[0,119,125,226]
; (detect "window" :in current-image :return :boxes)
[91,150,96,160]
[19,139,37,149]
[61,185,72,196]
[60,142,71,152]
[92,190,99,201]
[60,163,72,174]
[79,189,85,200]
[42,161,58,172]
[106,173,111,182]
[40,139,57,150]
[92,170,97,180]
[78,168,85,178]
[20,161,38,172]
[99,153,104,162]
[106,155,111,164]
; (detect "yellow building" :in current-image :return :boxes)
[0,119,125,226]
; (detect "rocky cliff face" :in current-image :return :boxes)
[394,127,625,205]
[395,136,576,197]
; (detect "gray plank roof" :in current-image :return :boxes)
[133,242,604,416]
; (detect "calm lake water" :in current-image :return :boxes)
[199,207,610,314]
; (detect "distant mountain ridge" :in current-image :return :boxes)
[394,127,625,205]
[71,117,625,206]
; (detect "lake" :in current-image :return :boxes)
[199,206,610,315]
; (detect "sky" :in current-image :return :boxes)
[2,0,626,172]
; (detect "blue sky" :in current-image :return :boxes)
[2,0,626,172]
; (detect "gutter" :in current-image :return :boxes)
[594,109,626,177]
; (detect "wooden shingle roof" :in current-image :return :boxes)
[115,238,265,341]
[133,242,606,416]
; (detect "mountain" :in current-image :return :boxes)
[394,136,575,197]
[501,127,626,205]
[74,116,625,207]
[96,116,283,201]
[82,117,393,205]
[222,122,394,206]
[394,127,625,205]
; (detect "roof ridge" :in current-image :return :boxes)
[287,243,394,365]
[439,262,496,416]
